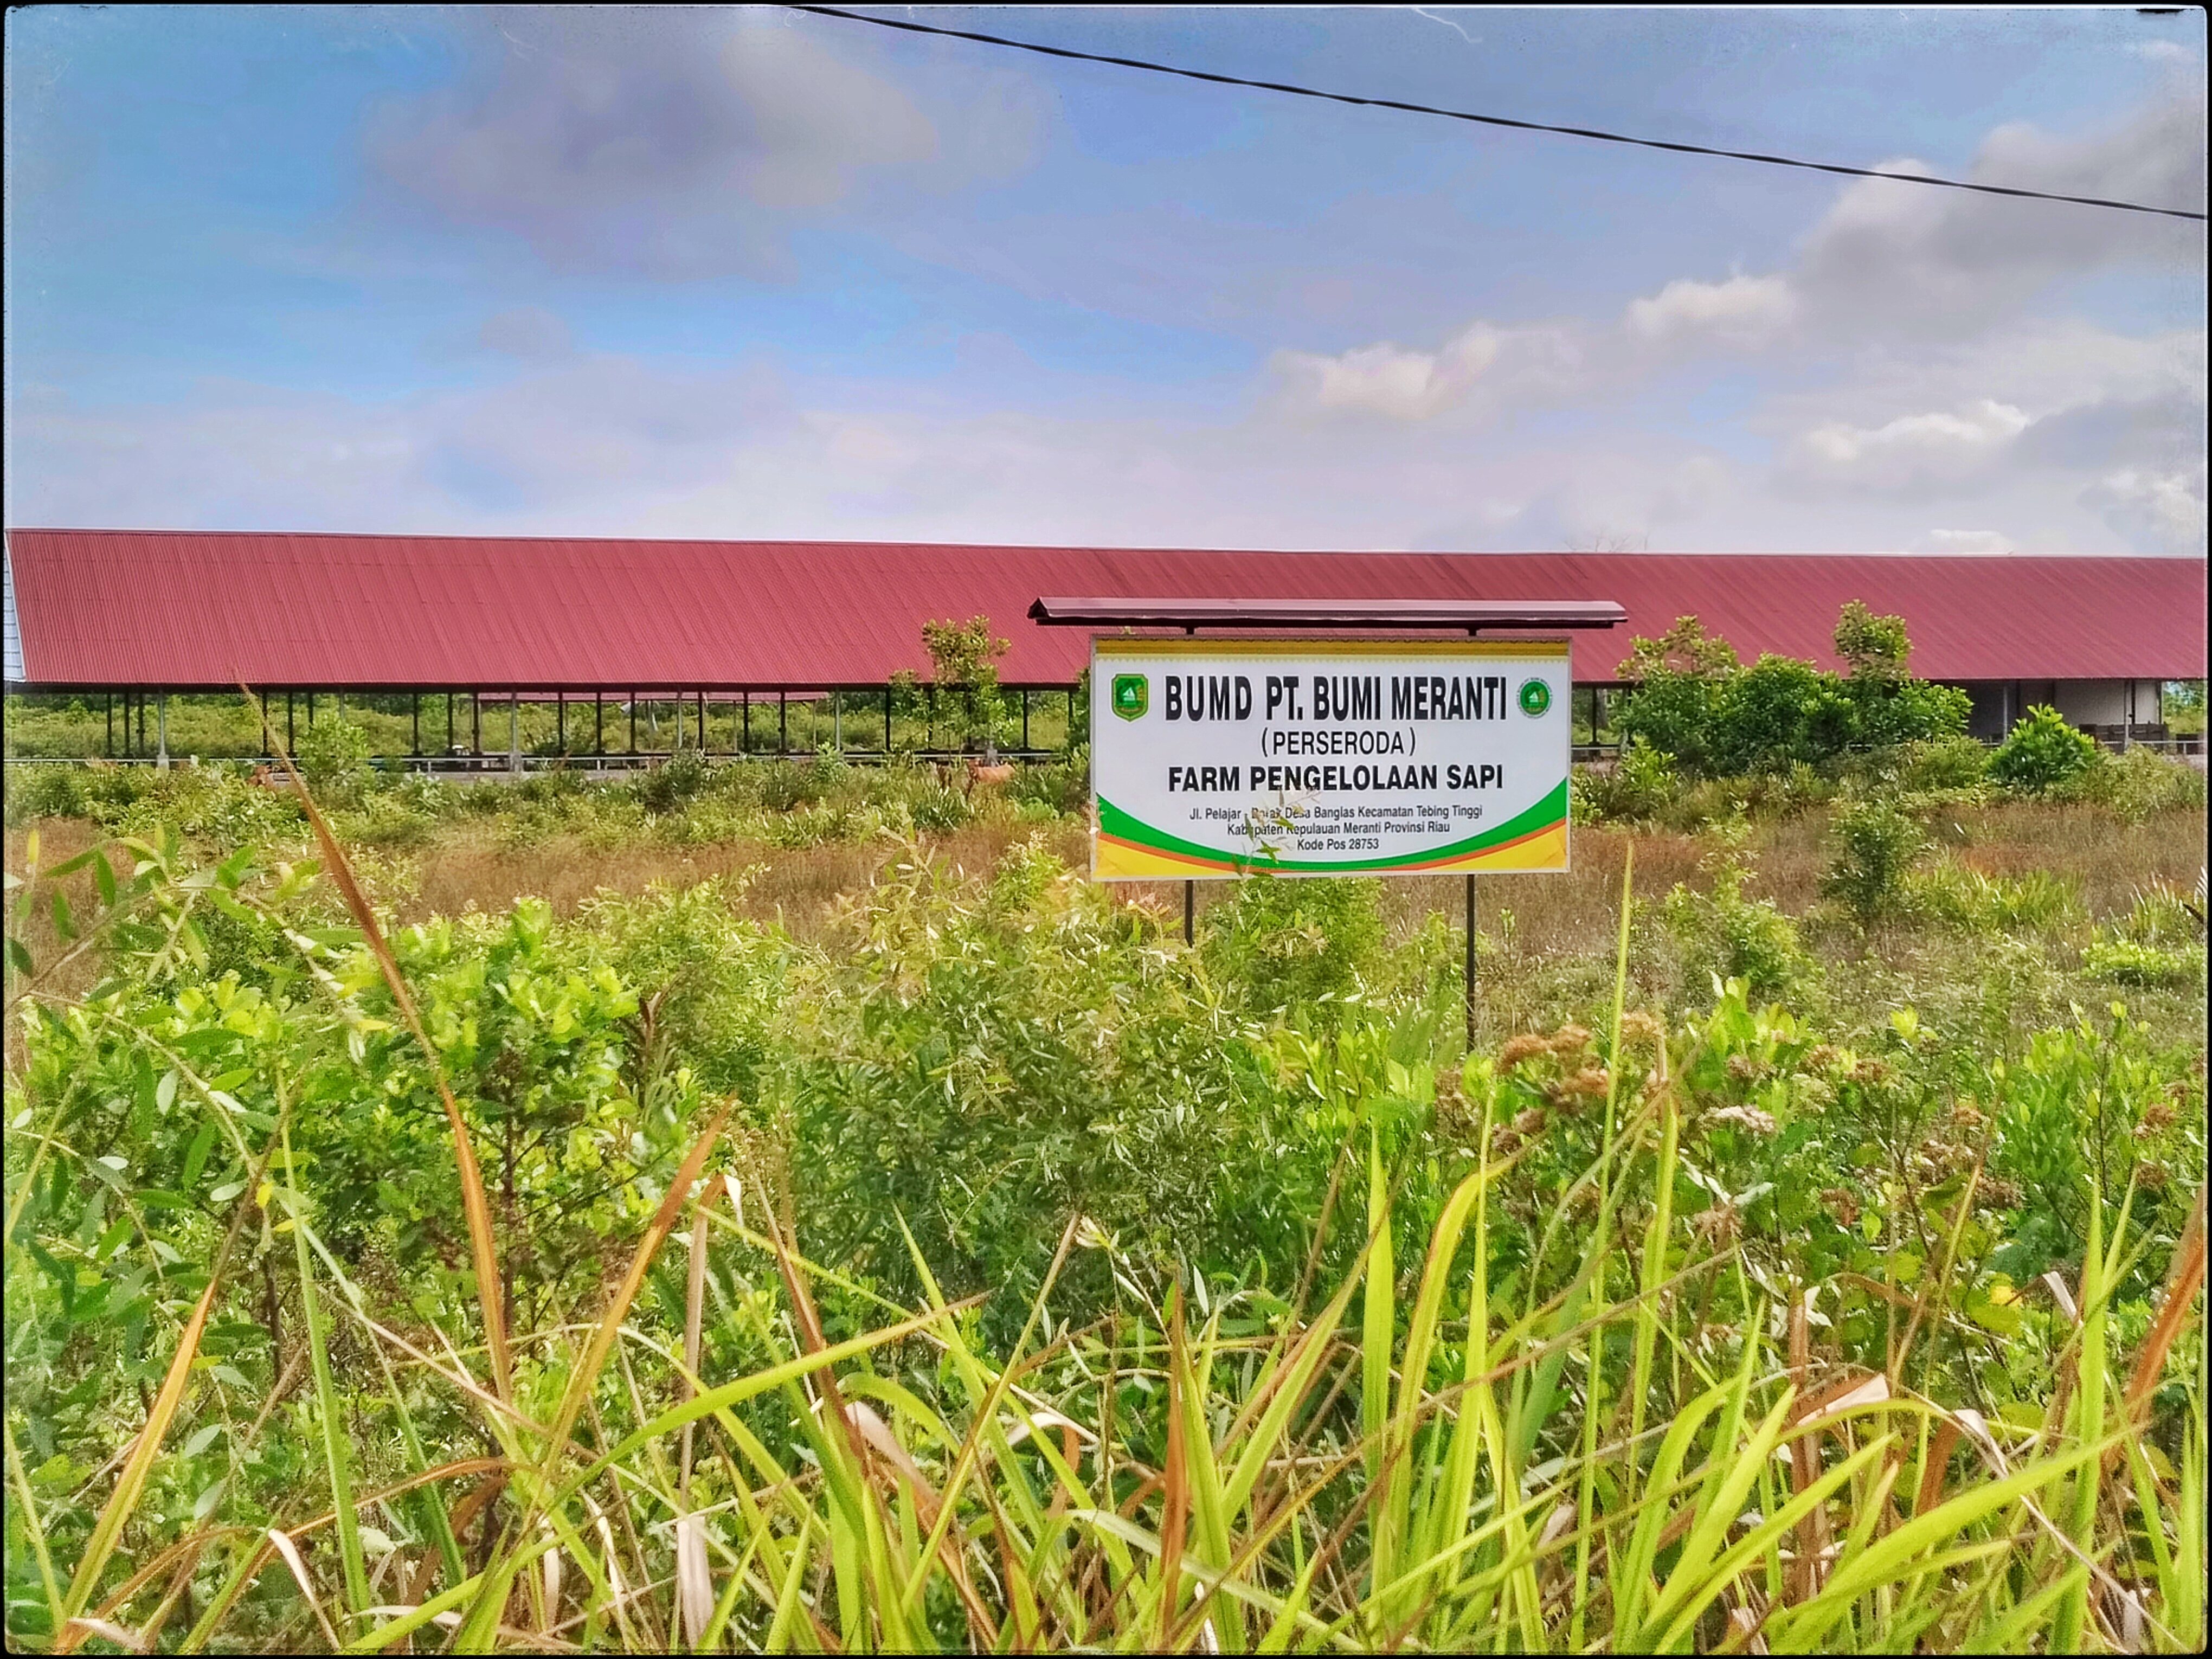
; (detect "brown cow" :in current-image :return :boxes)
[966,755,1015,793]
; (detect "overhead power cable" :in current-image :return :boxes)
[787,4,2208,222]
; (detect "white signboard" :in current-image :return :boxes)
[1090,637,1572,880]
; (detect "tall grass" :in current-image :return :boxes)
[4,722,2205,1654]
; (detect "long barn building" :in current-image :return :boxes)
[4,528,2205,749]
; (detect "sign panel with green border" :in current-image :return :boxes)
[1089,636,1572,880]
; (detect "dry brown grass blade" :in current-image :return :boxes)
[242,683,513,1403]
[1915,1418,1967,1517]
[538,1104,730,1488]
[680,1180,715,1504]
[766,1210,1000,1646]
[842,1400,943,1526]
[265,1527,343,1649]
[1795,1370,1889,1426]
[2125,1182,2207,1421]
[451,1472,510,1542]
[1158,1282,1189,1652]
[59,1619,145,1653]
[1785,1295,1831,1605]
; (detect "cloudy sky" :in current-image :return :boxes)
[4,5,2204,554]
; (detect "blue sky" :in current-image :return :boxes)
[5,5,2204,552]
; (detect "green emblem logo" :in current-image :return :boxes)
[1111,673,1149,721]
[1517,678,1552,717]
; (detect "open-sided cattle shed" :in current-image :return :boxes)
[4,529,2205,749]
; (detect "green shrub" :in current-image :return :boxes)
[1990,705,2097,794]
[633,751,712,814]
[1911,860,2083,934]
[1615,604,1967,779]
[2076,745,2208,821]
[295,713,371,802]
[2081,936,2205,988]
[909,782,973,833]
[1822,797,1928,924]
[1200,872,1386,1027]
[1900,734,1991,794]
[1716,654,1855,773]
[2119,877,2207,947]
[1008,751,1087,817]
[1662,852,1813,1002]
[3,764,86,825]
[760,757,847,812]
[1572,738,1679,824]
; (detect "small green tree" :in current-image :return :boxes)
[1834,600,1970,750]
[1990,705,2098,794]
[1822,797,1928,924]
[295,713,371,805]
[1623,614,1742,680]
[1615,616,1740,775]
[1832,600,1912,679]
[921,615,1013,759]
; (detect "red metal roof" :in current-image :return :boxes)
[4,528,2203,689]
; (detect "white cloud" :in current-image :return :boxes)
[1625,273,1795,350]
[2080,464,2207,553]
[1269,329,1494,421]
[1268,321,1585,422]
[2131,41,2197,66]
[1786,399,2031,493]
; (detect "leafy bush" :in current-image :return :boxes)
[1899,734,1992,794]
[2082,936,2205,988]
[1615,605,1967,778]
[633,750,712,813]
[1911,860,2084,934]
[2077,744,2209,820]
[1822,796,1930,924]
[1007,750,1088,816]
[908,781,973,833]
[1200,871,1387,1028]
[1572,737,1680,824]
[2,764,85,825]
[2079,875,2210,987]
[295,713,371,802]
[1662,850,1814,1001]
[1990,705,2098,794]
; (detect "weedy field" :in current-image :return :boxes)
[4,721,2206,1654]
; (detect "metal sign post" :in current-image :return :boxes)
[1465,872,1477,1057]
